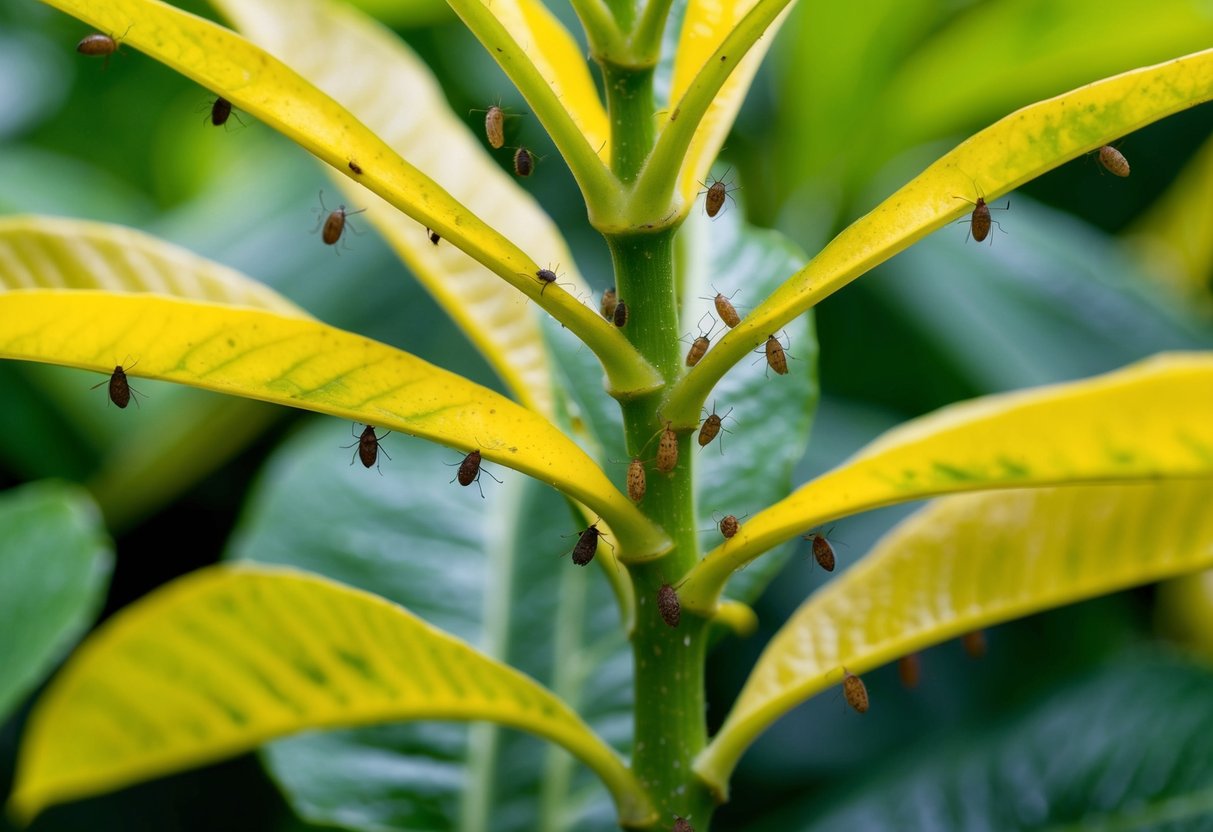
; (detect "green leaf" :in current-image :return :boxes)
[9,566,654,827]
[225,421,635,831]
[753,655,1213,831]
[678,209,818,605]
[665,46,1213,423]
[0,291,670,558]
[696,480,1213,795]
[0,480,112,721]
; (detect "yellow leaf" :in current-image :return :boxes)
[681,353,1213,610]
[666,47,1213,423]
[211,0,587,418]
[9,565,656,826]
[0,290,670,558]
[0,215,306,316]
[41,0,657,394]
[667,0,794,206]
[696,480,1213,797]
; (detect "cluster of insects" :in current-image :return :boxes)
[476,103,537,178]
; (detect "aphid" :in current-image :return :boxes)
[345,424,391,471]
[209,97,233,127]
[764,333,789,376]
[898,654,921,690]
[962,630,988,659]
[91,362,143,409]
[613,300,629,328]
[842,670,869,714]
[656,422,678,473]
[684,313,719,367]
[697,402,733,450]
[601,287,618,320]
[1097,145,1130,177]
[76,28,128,65]
[700,287,741,328]
[953,188,1008,244]
[451,449,503,497]
[672,818,695,832]
[427,227,441,245]
[514,146,535,177]
[626,458,646,502]
[569,522,605,566]
[700,172,737,218]
[657,583,681,628]
[718,513,740,539]
[485,105,505,149]
[803,530,836,572]
[536,267,559,295]
[314,191,366,248]
[348,160,363,174]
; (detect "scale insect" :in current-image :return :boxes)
[449,449,503,498]
[699,170,737,218]
[91,360,144,409]
[684,313,719,367]
[613,300,629,328]
[600,287,618,320]
[564,521,613,567]
[754,332,791,376]
[953,184,1008,244]
[802,528,841,572]
[313,191,366,249]
[657,581,683,628]
[344,424,391,472]
[842,669,869,714]
[672,817,695,832]
[626,457,646,503]
[697,402,733,451]
[513,146,536,177]
[655,421,678,473]
[76,26,130,68]
[700,286,741,328]
[1097,144,1130,177]
[718,513,740,539]
[471,102,522,150]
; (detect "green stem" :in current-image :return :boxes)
[569,0,627,59]
[607,231,715,828]
[602,63,658,185]
[629,0,677,64]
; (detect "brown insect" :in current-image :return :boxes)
[699,286,741,328]
[718,513,740,539]
[91,362,143,409]
[426,227,441,245]
[656,422,678,473]
[962,630,988,659]
[1097,145,1130,177]
[842,670,869,714]
[314,191,366,249]
[700,171,737,218]
[348,160,363,174]
[600,287,618,320]
[626,458,646,502]
[451,449,502,497]
[953,188,1008,244]
[684,313,719,367]
[613,300,629,328]
[567,521,610,567]
[657,583,681,628]
[345,424,391,471]
[898,654,921,690]
[672,818,695,832]
[802,529,838,572]
[762,333,789,376]
[208,97,233,127]
[536,267,559,295]
[485,104,505,149]
[76,27,129,67]
[513,146,535,177]
[697,402,733,450]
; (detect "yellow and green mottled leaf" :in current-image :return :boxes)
[40,0,657,394]
[666,47,1213,423]
[0,216,306,316]
[681,353,1213,610]
[9,565,656,826]
[696,479,1213,797]
[212,0,594,419]
[0,290,670,558]
[666,0,794,206]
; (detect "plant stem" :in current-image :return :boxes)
[608,230,715,827]
[602,62,657,185]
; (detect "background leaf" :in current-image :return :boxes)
[10,566,652,826]
[698,480,1213,793]
[224,420,635,832]
[0,480,112,721]
[749,654,1213,831]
